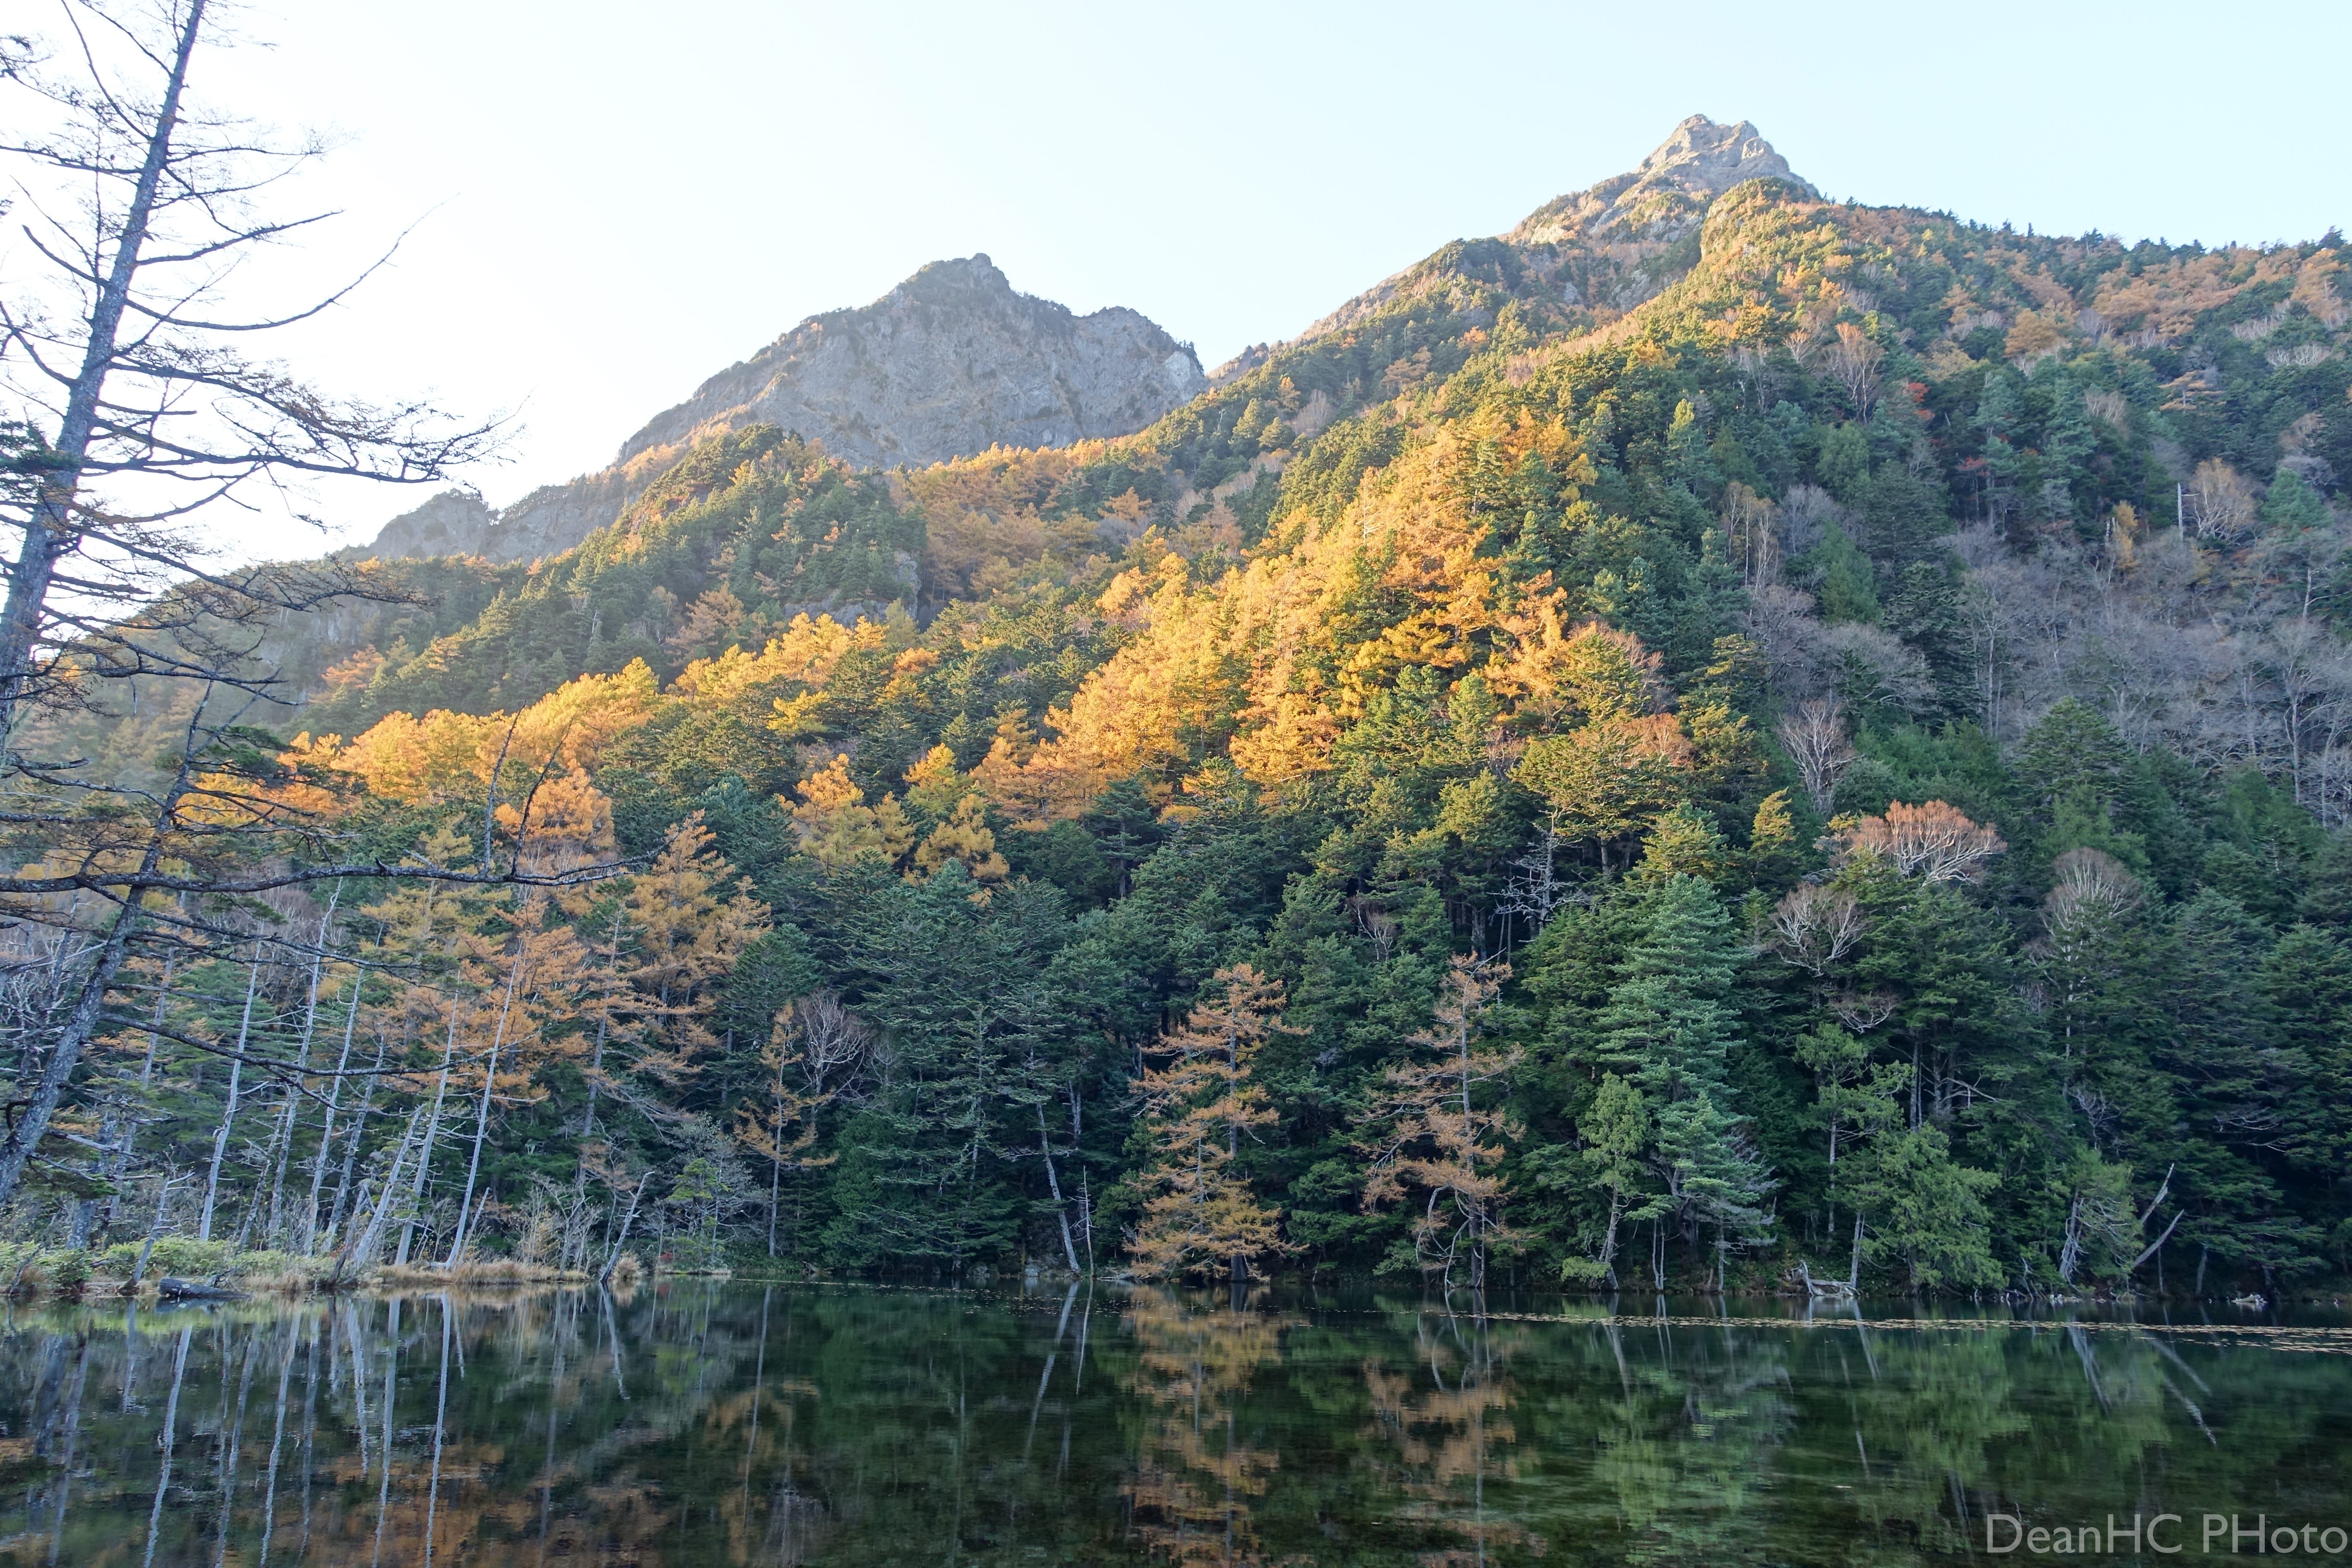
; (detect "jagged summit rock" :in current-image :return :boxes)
[363,255,1204,563]
[1509,114,1812,245]
[1639,114,1806,191]
[1238,115,1815,361]
[614,254,1204,472]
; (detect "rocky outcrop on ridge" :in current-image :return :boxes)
[1213,115,1816,377]
[364,255,1204,563]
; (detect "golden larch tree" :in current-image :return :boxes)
[787,755,914,871]
[611,812,768,1093]
[1130,964,1297,1282]
[1358,956,1521,1292]
[903,745,1008,882]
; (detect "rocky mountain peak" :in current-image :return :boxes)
[1508,114,1814,248]
[1280,116,1819,352]
[607,251,1202,478]
[363,256,1204,564]
[1630,115,1807,199]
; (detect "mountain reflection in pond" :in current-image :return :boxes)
[0,1285,2345,1565]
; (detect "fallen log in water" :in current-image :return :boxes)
[156,1276,246,1302]
[1797,1260,1855,1300]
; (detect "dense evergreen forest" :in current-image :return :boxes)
[15,170,2352,1302]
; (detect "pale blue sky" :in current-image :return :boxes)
[152,0,2352,554]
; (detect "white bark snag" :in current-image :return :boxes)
[268,893,339,1247]
[198,951,265,1243]
[347,1104,429,1272]
[0,775,191,1217]
[598,1176,649,1284]
[301,967,366,1253]
[1036,1104,1081,1274]
[444,940,529,1265]
[0,1,209,740]
[324,1030,388,1249]
[398,1004,463,1266]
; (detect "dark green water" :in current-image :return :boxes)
[0,1284,2345,1565]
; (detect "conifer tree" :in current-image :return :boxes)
[914,794,1010,883]
[1130,964,1294,1282]
[732,992,867,1255]
[1593,876,1775,1280]
[1359,955,1521,1292]
[1551,1072,1661,1287]
[1510,626,1693,869]
[2152,889,2318,1281]
[607,813,768,1097]
[443,892,595,1264]
[788,756,915,871]
[2262,925,2352,1198]
[1844,1121,2002,1290]
[823,868,1071,1271]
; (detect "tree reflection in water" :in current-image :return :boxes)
[0,1285,2342,1565]
[1120,1285,1291,1565]
[1360,1304,1534,1565]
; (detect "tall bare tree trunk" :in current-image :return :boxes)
[0,777,192,1216]
[301,970,365,1253]
[198,951,265,1243]
[99,943,177,1236]
[346,1103,428,1273]
[0,2,208,746]
[324,1029,388,1249]
[1036,1104,1081,1274]
[580,903,625,1141]
[125,1176,183,1295]
[598,1176,649,1284]
[398,1004,462,1266]
[766,1132,781,1259]
[445,944,528,1265]
[267,895,339,1247]
[256,1084,298,1249]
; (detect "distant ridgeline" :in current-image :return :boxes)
[93,115,2352,1292]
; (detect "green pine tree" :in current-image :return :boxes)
[1591,876,1776,1280]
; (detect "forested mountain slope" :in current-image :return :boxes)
[44,117,2352,1300]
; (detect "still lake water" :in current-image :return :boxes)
[0,1283,2344,1565]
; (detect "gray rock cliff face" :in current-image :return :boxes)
[365,255,1204,563]
[618,254,1203,471]
[362,487,498,560]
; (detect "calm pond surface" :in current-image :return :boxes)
[0,1283,2345,1565]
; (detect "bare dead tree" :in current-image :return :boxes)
[0,1,500,738]
[1767,883,1864,975]
[1827,990,1897,1034]
[1720,481,1779,589]
[1833,800,2007,884]
[1776,698,1855,814]
[2044,846,2143,929]
[2183,459,2256,542]
[1497,821,1568,946]
[789,989,872,1099]
[1823,322,1884,422]
[0,1,536,1219]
